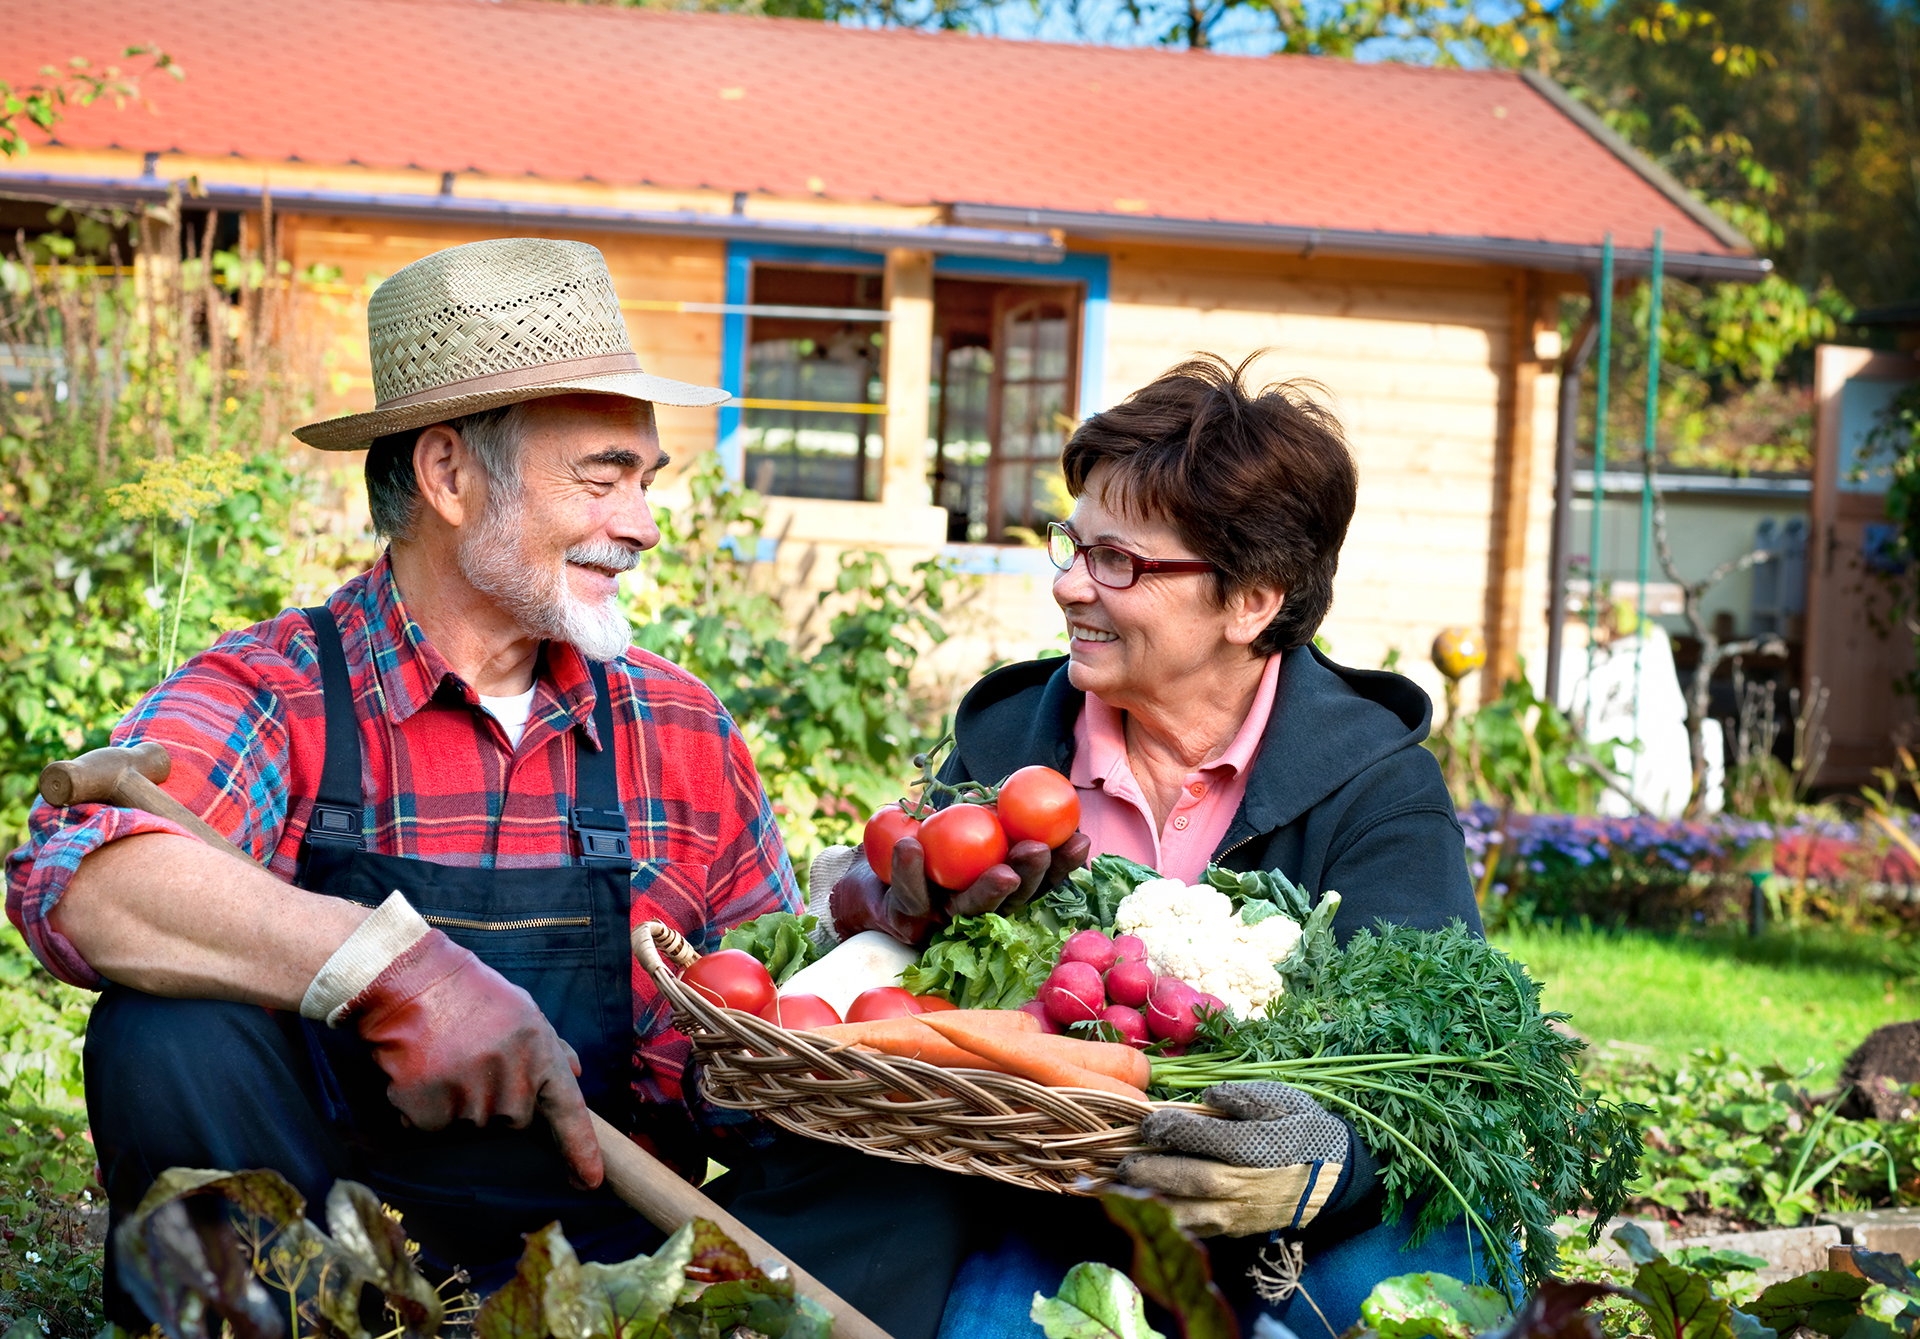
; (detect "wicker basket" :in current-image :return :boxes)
[634,921,1196,1194]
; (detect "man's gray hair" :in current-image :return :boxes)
[365,402,530,541]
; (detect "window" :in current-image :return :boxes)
[740,267,885,501]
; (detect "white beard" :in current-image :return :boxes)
[458,484,637,662]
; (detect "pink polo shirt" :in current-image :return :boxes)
[1069,653,1282,883]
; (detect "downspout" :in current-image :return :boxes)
[1542,298,1603,709]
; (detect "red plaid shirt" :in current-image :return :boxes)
[5,553,799,1111]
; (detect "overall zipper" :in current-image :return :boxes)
[346,902,590,932]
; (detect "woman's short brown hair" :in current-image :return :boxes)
[1060,353,1357,654]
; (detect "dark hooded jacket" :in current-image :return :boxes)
[940,646,1481,944]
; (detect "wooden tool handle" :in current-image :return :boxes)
[38,740,172,806]
[39,742,260,869]
[589,1112,893,1339]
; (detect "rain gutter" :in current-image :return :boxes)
[948,202,1771,284]
[0,174,1067,263]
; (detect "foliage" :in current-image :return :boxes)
[1151,922,1644,1294]
[0,930,102,1337]
[1031,1260,1164,1339]
[627,454,965,876]
[114,1166,831,1339]
[1095,1189,1238,1339]
[0,203,339,855]
[1428,675,1603,816]
[1042,853,1163,931]
[1861,378,1920,700]
[1359,1272,1516,1339]
[718,912,823,985]
[1597,1047,1918,1229]
[899,910,1066,1009]
[1,48,180,160]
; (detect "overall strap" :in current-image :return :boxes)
[571,660,632,870]
[301,606,367,853]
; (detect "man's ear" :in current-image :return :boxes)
[1225,584,1286,648]
[412,424,479,529]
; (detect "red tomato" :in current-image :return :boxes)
[913,995,958,1012]
[996,766,1080,850]
[917,803,1010,890]
[681,950,777,1017]
[760,993,843,1030]
[846,986,925,1023]
[862,803,922,885]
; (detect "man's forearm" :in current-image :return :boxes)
[49,832,370,1007]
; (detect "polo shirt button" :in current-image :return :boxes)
[1189,782,1206,797]
[1172,815,1190,831]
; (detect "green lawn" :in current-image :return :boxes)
[1493,923,1920,1085]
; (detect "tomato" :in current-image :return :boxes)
[862,802,922,885]
[681,950,777,1017]
[917,803,1009,890]
[761,992,843,1030]
[913,994,958,1012]
[845,986,925,1023]
[996,765,1080,849]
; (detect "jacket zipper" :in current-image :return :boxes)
[1215,833,1257,869]
[422,913,592,932]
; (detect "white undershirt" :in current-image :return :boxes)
[479,686,538,748]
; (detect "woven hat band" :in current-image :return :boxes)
[377,351,647,411]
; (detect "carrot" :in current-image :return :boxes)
[937,1009,1040,1033]
[919,1014,1152,1088]
[805,1018,1011,1072]
[915,1013,1151,1097]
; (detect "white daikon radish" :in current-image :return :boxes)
[779,931,919,1019]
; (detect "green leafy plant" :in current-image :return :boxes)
[1427,673,1603,816]
[718,911,823,985]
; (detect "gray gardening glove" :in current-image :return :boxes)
[1118,1082,1357,1238]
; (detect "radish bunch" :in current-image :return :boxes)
[1027,928,1225,1050]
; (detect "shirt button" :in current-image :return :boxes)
[1172,815,1190,831]
[1189,782,1207,797]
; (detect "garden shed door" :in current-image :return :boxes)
[1807,344,1919,786]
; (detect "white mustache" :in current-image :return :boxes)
[565,542,641,573]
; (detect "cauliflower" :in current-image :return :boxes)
[1112,879,1302,1018]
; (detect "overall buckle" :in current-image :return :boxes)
[572,807,632,870]
[305,802,367,850]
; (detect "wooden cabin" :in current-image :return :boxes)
[2,0,1765,706]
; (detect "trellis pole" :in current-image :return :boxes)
[1585,235,1615,698]
[1631,230,1665,793]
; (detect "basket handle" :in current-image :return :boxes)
[633,920,699,972]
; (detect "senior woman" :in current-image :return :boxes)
[820,354,1484,1333]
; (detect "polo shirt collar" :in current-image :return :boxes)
[355,552,604,747]
[1070,653,1282,789]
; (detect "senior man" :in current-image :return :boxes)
[5,238,971,1339]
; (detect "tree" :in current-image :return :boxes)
[1,47,180,160]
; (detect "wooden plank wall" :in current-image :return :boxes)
[1101,244,1559,708]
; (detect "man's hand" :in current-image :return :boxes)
[1117,1082,1351,1237]
[830,832,1091,946]
[342,930,604,1187]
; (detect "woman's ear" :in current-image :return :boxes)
[412,424,478,530]
[1225,584,1286,647]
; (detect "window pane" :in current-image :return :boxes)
[741,336,876,501]
[1033,315,1069,382]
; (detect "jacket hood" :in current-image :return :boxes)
[950,646,1436,842]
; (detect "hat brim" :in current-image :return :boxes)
[292,369,732,452]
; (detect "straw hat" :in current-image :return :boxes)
[293,237,729,451]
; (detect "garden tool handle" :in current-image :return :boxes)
[38,742,260,868]
[38,747,895,1338]
[587,1111,894,1339]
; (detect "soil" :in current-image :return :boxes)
[1661,1207,1768,1238]
[1837,1020,1920,1121]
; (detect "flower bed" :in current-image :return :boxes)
[1461,805,1920,929]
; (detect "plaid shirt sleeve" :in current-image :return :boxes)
[5,622,308,989]
[623,650,800,1109]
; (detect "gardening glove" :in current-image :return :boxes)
[300,892,604,1188]
[1117,1082,1357,1238]
[818,832,1092,947]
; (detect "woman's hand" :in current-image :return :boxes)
[830,832,1092,947]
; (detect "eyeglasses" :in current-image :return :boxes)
[1045,522,1217,591]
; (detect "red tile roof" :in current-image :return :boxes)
[3,0,1742,258]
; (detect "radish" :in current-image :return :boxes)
[1112,934,1148,966]
[1146,978,1202,1044]
[1100,1004,1149,1049]
[1196,992,1230,1018]
[1040,961,1106,1026]
[1017,998,1063,1035]
[1060,929,1119,974]
[1105,959,1156,1009]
